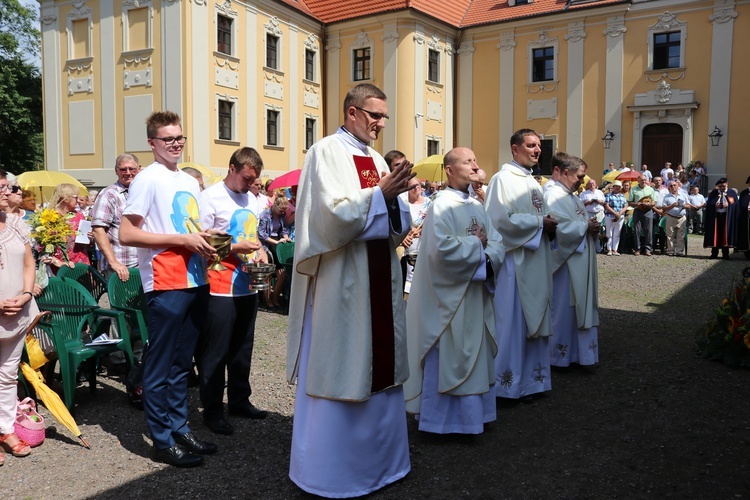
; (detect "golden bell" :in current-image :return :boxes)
[205,234,233,271]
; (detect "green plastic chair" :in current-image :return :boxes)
[57,263,108,303]
[36,277,133,412]
[275,241,295,275]
[107,268,149,344]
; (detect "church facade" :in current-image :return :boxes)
[38,0,748,186]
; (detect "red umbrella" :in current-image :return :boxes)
[616,170,642,182]
[268,169,302,191]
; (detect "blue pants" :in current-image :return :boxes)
[198,294,258,419]
[143,286,209,449]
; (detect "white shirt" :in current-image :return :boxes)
[579,189,605,214]
[248,191,269,217]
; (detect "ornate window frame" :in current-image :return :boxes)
[304,113,318,151]
[215,0,238,57]
[264,103,284,149]
[426,35,443,84]
[66,0,93,63]
[215,93,239,144]
[527,32,559,84]
[264,17,284,73]
[647,12,687,72]
[121,0,153,56]
[303,34,319,83]
[350,31,374,83]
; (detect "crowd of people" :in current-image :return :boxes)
[0,81,741,500]
[0,115,298,466]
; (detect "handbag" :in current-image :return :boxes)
[14,397,45,447]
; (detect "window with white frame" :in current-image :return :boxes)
[532,47,554,82]
[266,108,281,146]
[353,48,371,81]
[305,49,315,81]
[122,0,153,54]
[305,118,316,150]
[427,139,440,157]
[427,49,440,83]
[266,33,279,70]
[647,13,687,71]
[218,100,234,141]
[217,15,233,55]
[527,33,558,84]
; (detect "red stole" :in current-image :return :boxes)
[353,155,395,392]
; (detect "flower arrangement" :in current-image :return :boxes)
[697,267,750,368]
[28,208,74,260]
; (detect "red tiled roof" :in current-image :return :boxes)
[461,0,625,27]
[278,0,627,27]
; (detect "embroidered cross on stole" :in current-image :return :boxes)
[353,155,395,393]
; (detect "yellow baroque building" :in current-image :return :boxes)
[39,0,748,187]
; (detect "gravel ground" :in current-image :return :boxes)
[4,234,750,499]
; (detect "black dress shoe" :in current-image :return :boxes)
[204,416,234,435]
[173,432,218,455]
[154,444,204,467]
[228,403,268,419]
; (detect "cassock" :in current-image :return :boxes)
[404,187,505,434]
[734,187,750,257]
[704,187,739,250]
[544,184,600,367]
[286,128,411,497]
[485,162,554,399]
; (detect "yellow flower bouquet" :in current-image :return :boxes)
[29,208,74,260]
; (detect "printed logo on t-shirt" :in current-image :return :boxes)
[152,191,208,290]
[208,209,259,295]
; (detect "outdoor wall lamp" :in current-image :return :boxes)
[708,126,723,147]
[602,130,615,150]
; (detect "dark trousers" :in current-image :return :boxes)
[143,286,209,449]
[633,209,654,253]
[198,294,258,419]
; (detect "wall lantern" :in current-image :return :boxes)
[602,130,615,150]
[708,126,723,147]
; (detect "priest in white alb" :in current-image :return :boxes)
[286,84,416,498]
[544,153,600,368]
[404,147,505,434]
[485,129,557,401]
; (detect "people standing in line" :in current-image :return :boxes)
[404,147,504,434]
[197,147,269,437]
[286,83,415,497]
[704,177,738,260]
[544,153,600,369]
[120,110,219,467]
[485,129,556,402]
[91,153,141,282]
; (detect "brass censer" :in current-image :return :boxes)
[241,251,276,291]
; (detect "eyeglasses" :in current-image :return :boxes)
[0,185,20,193]
[354,107,389,122]
[117,167,139,173]
[151,136,188,146]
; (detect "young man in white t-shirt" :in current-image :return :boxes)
[120,110,219,468]
[197,147,269,436]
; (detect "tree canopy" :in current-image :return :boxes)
[0,0,43,174]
